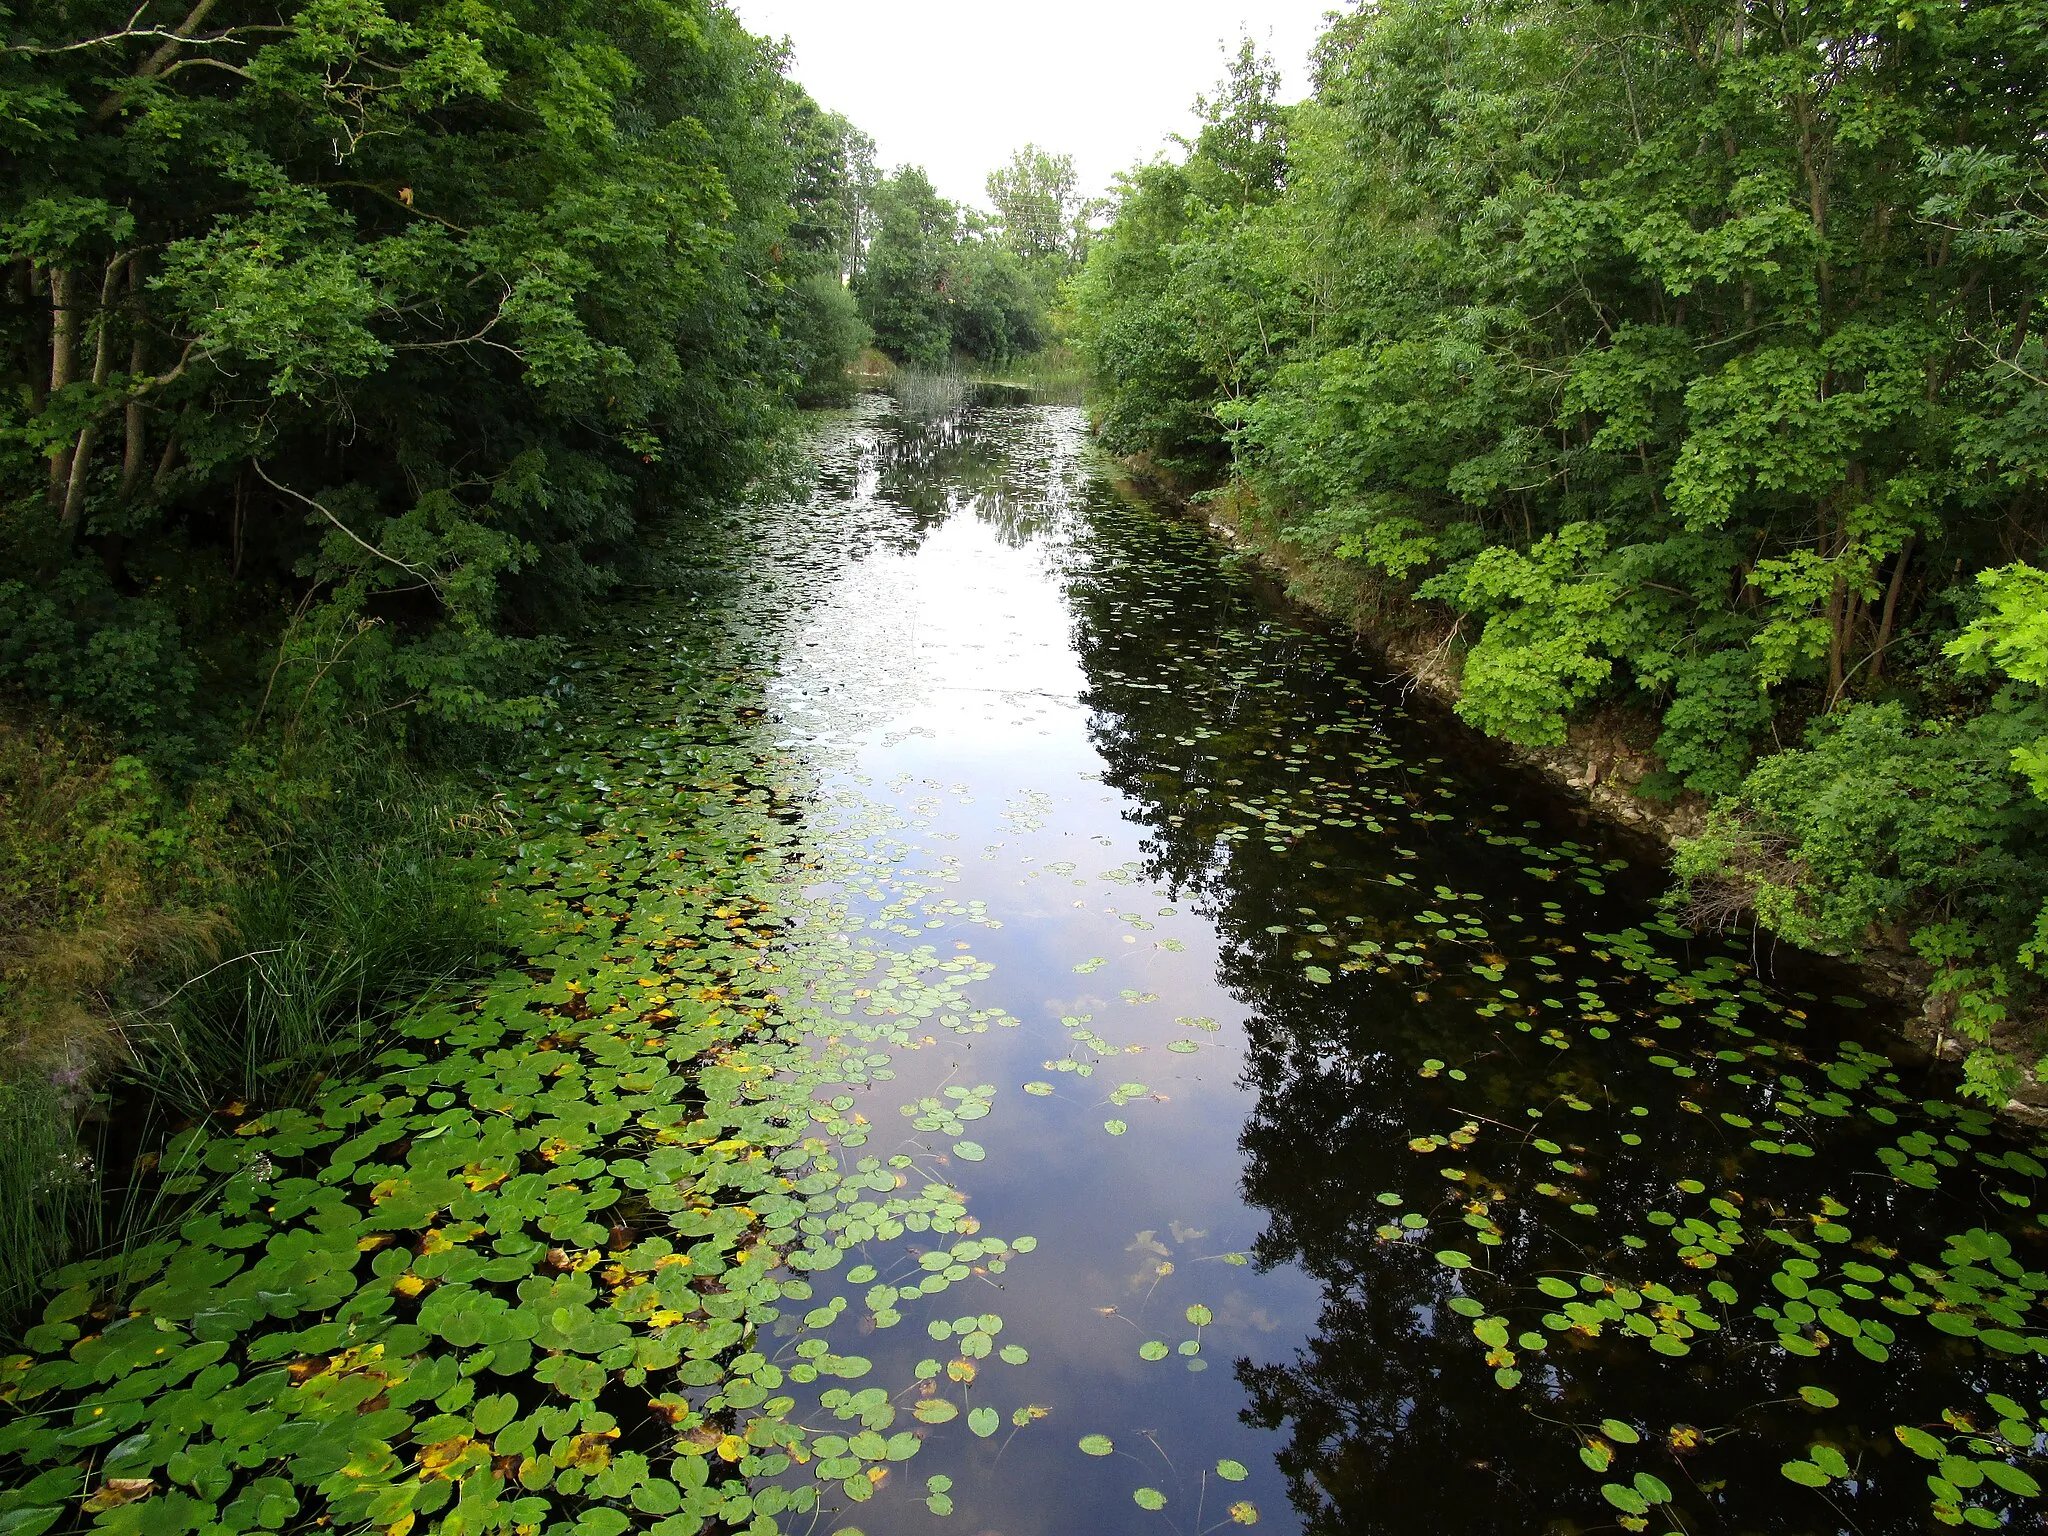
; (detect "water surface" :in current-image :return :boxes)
[749,394,2048,1536]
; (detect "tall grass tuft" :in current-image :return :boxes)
[129,778,502,1119]
[886,369,972,417]
[0,1077,94,1326]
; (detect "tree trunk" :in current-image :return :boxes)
[61,255,127,526]
[120,255,149,504]
[1869,534,1915,683]
[1824,572,1848,705]
[47,266,77,512]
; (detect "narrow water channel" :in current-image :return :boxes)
[744,395,2048,1536]
[11,394,2048,1536]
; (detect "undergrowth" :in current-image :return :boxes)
[0,721,504,1332]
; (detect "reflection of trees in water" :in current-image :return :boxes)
[1052,491,2015,1535]
[859,396,1087,549]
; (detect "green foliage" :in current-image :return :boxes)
[857,168,958,368]
[1075,2,2048,1081]
[1071,39,1292,475]
[784,274,870,408]
[0,0,848,748]
[853,166,1050,369]
[986,146,1084,270]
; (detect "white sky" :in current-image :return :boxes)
[728,0,1341,211]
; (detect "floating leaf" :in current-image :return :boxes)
[1079,1435,1114,1457]
[1139,1341,1168,1361]
[968,1407,999,1438]
[1186,1304,1213,1326]
[1984,1461,2043,1497]
[1896,1426,1946,1460]
[1104,1120,1128,1136]
[952,1141,986,1162]
[1227,1501,1259,1525]
[1600,1483,1648,1515]
[1798,1386,1839,1409]
[914,1400,959,1425]
[1133,1488,1167,1510]
[1216,1459,1249,1482]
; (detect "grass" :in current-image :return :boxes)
[0,1077,94,1328]
[128,785,503,1119]
[886,369,974,415]
[973,344,1088,404]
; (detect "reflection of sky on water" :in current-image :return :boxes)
[749,396,2023,1536]
[764,403,1324,1535]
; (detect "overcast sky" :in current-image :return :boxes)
[728,0,1341,211]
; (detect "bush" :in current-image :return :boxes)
[785,274,870,407]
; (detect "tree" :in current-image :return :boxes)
[987,145,1082,268]
[854,167,959,368]
[0,0,846,747]
[1074,0,2048,1094]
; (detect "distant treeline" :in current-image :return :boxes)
[1073,13,2048,1097]
[846,144,1091,371]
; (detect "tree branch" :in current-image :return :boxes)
[250,460,438,592]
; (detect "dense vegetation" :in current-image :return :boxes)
[0,0,878,1317]
[1072,11,2048,1097]
[854,146,1086,369]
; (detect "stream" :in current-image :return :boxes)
[8,392,2048,1536]
[734,394,2048,1536]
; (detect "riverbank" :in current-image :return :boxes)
[1115,460,2048,1116]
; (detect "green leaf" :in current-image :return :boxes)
[1982,1460,2043,1497]
[1133,1487,1167,1510]
[967,1407,999,1438]
[1079,1435,1114,1456]
[1216,1459,1249,1482]
[1896,1425,1947,1460]
[1601,1483,1649,1514]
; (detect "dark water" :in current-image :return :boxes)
[755,395,2048,1536]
